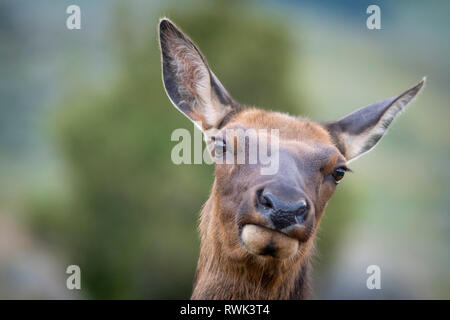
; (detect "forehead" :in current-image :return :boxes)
[228,108,333,144]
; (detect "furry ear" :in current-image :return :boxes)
[326,78,426,162]
[158,18,237,131]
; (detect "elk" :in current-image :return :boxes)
[158,18,425,299]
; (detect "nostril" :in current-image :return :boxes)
[257,190,274,209]
[255,188,310,229]
[293,199,308,216]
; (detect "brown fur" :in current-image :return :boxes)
[191,109,339,299]
[158,18,424,300]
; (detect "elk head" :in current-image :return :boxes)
[158,18,425,298]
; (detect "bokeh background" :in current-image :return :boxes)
[1,0,449,299]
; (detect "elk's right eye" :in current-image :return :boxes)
[331,167,348,184]
[214,139,226,157]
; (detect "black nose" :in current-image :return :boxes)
[257,190,309,230]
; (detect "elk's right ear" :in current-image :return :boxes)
[325,78,426,162]
[158,18,236,131]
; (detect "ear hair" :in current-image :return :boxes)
[158,18,238,131]
[326,77,426,161]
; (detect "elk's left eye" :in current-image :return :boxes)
[332,167,347,183]
[214,139,226,157]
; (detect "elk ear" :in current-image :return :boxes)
[158,18,236,131]
[326,78,426,162]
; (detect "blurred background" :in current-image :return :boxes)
[0,0,449,299]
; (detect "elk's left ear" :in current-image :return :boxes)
[325,78,426,162]
[158,18,236,131]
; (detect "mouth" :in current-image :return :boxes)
[239,224,300,259]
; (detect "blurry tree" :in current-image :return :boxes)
[29,0,352,298]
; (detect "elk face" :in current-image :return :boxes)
[210,110,347,260]
[159,18,425,262]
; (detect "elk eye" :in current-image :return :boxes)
[214,138,226,157]
[332,167,347,183]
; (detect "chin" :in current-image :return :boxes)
[239,224,302,260]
